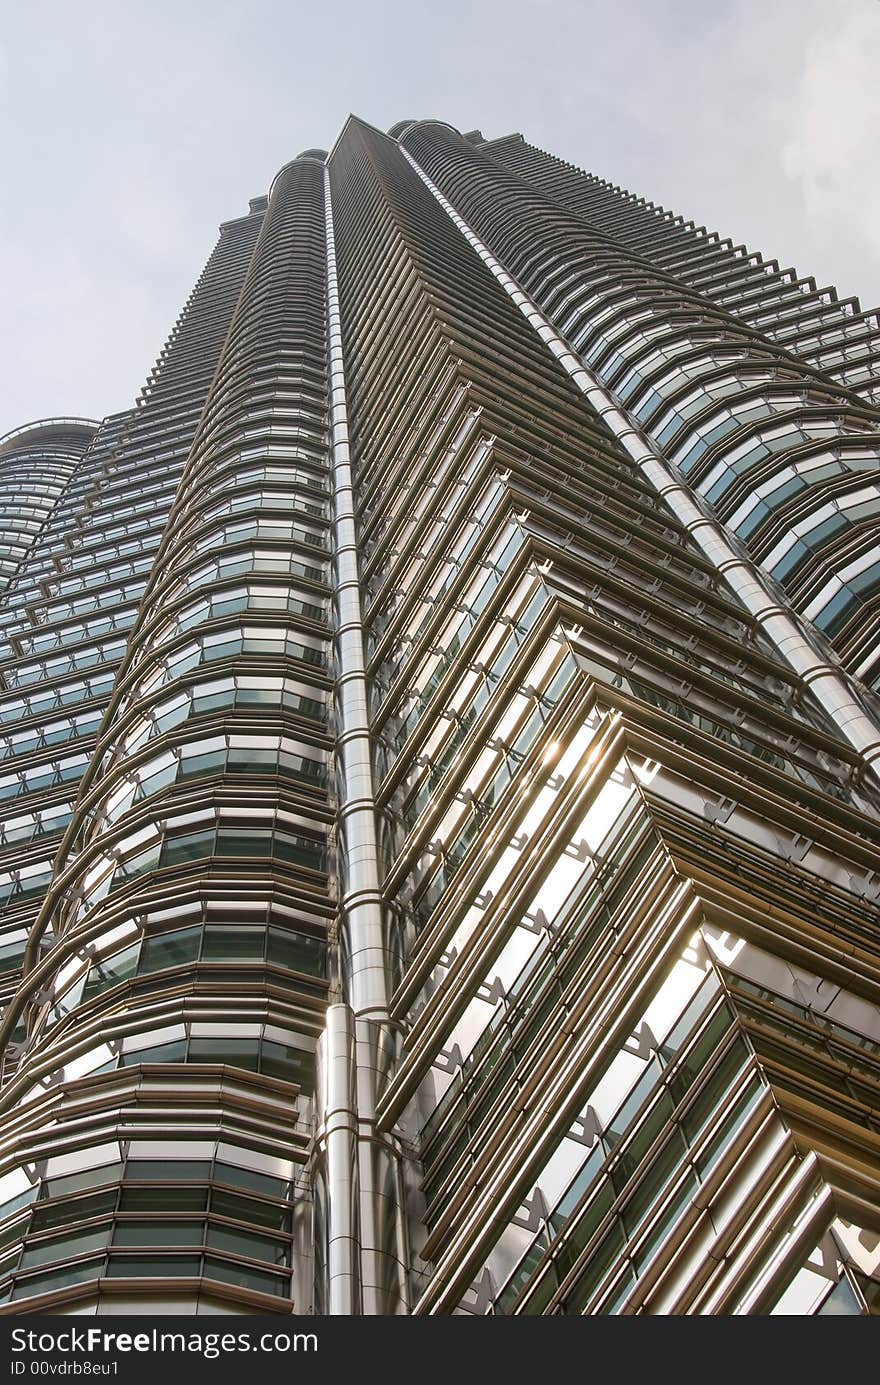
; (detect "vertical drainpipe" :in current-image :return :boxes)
[322,165,409,1314]
[399,144,880,787]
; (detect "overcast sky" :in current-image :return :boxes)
[1,0,879,438]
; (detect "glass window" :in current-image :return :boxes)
[210,1189,290,1232]
[12,1257,104,1299]
[126,1161,211,1183]
[213,1163,289,1200]
[43,1164,123,1199]
[120,1186,208,1213]
[817,1276,863,1315]
[83,944,139,999]
[260,1042,313,1091]
[0,1185,38,1221]
[122,1040,187,1065]
[20,1225,111,1269]
[202,927,263,961]
[203,1254,286,1295]
[266,927,326,977]
[161,830,215,866]
[30,1192,116,1232]
[113,1221,202,1247]
[188,1039,260,1070]
[216,829,271,858]
[139,927,201,973]
[205,1224,288,1265]
[106,1255,201,1278]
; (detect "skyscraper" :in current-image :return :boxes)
[0,116,879,1317]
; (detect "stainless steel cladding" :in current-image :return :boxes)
[0,117,879,1318]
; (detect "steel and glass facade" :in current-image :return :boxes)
[1,118,880,1316]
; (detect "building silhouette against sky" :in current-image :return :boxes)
[0,117,879,1316]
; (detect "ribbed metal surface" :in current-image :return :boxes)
[0,117,879,1318]
[402,124,880,691]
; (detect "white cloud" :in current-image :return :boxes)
[778,1,880,300]
[1,0,878,435]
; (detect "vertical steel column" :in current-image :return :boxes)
[323,166,409,1314]
[316,1003,360,1313]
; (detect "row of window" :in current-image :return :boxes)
[47,918,327,1028]
[108,675,326,769]
[3,638,126,691]
[15,605,137,658]
[485,976,754,1313]
[378,549,534,770]
[0,800,72,850]
[813,558,880,638]
[421,778,652,1202]
[175,548,325,601]
[124,628,328,712]
[0,707,103,762]
[0,752,88,803]
[146,582,327,655]
[5,1248,290,1303]
[94,733,326,835]
[62,1032,315,1094]
[63,819,328,940]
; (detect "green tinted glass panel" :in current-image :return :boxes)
[12,1257,104,1299]
[213,1164,289,1199]
[20,1225,111,1269]
[261,1042,313,1092]
[139,927,200,973]
[126,1161,212,1183]
[210,1189,290,1232]
[188,1039,260,1070]
[202,927,263,961]
[44,1165,123,1198]
[205,1224,289,1265]
[120,1187,208,1213]
[113,1221,203,1247]
[203,1255,286,1296]
[267,927,326,977]
[30,1192,116,1232]
[106,1255,201,1278]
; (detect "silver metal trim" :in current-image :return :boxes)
[323,166,409,1314]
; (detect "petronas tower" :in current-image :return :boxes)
[0,118,879,1317]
